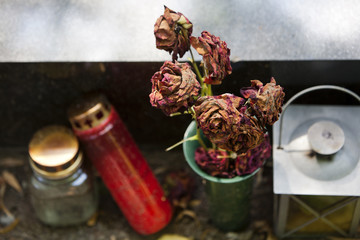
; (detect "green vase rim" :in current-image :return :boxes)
[183,121,261,183]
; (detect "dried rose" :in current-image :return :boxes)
[150,61,200,116]
[195,135,270,178]
[235,134,271,176]
[190,31,232,85]
[195,148,232,178]
[240,77,285,126]
[154,6,193,61]
[194,94,265,154]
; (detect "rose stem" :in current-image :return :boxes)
[169,111,190,117]
[165,135,198,151]
[195,127,208,151]
[188,48,207,96]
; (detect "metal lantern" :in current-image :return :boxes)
[273,85,360,238]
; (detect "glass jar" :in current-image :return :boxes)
[28,125,98,226]
[67,94,172,235]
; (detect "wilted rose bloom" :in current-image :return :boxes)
[194,94,265,154]
[195,147,233,178]
[190,31,232,85]
[195,134,271,178]
[240,77,285,126]
[150,61,200,116]
[234,134,271,176]
[154,6,193,61]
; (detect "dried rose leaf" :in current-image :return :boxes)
[2,170,23,194]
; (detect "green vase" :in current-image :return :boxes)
[183,121,260,231]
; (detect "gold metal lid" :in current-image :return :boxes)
[28,125,82,179]
[67,93,112,131]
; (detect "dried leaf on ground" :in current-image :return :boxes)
[226,231,253,240]
[175,209,197,222]
[189,199,201,208]
[253,220,277,240]
[0,178,14,218]
[163,169,196,210]
[0,218,20,234]
[86,211,99,227]
[0,177,4,193]
[158,234,193,240]
[154,166,168,176]
[200,228,218,240]
[0,176,18,234]
[0,158,24,167]
[2,170,23,194]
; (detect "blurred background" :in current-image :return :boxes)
[0,0,359,149]
[0,1,360,239]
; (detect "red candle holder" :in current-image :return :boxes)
[68,94,172,235]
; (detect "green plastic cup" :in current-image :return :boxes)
[183,121,260,231]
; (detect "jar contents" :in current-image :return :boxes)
[28,125,98,226]
[68,94,172,235]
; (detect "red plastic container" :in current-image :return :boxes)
[68,94,172,235]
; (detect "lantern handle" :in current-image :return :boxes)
[277,85,360,149]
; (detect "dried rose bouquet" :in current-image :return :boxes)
[150,6,285,178]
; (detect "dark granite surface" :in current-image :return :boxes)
[1,61,359,149]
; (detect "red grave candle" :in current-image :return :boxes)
[68,94,172,235]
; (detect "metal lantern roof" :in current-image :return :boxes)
[273,85,360,196]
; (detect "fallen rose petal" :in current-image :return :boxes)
[2,170,23,194]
